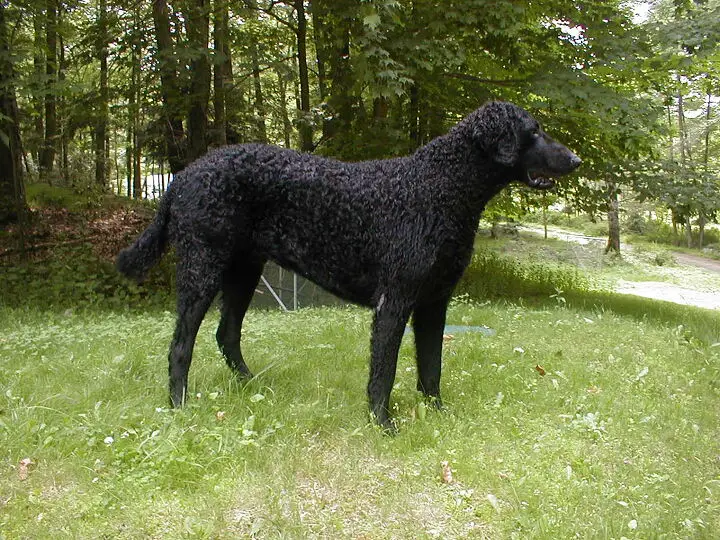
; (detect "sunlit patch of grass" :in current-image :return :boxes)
[476,227,720,293]
[1,301,719,538]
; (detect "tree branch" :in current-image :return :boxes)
[243,0,297,33]
[445,72,528,87]
[229,53,297,86]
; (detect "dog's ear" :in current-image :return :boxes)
[474,103,520,167]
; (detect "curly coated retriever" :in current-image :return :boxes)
[117,101,581,430]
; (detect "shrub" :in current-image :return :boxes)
[624,212,647,234]
[636,219,676,244]
[0,244,174,310]
[653,251,675,266]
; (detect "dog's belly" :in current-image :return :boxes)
[250,213,381,307]
[270,251,378,307]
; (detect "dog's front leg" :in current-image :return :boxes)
[412,296,450,409]
[368,294,412,432]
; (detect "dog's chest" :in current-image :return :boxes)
[418,234,474,295]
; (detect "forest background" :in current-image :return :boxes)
[1,0,720,252]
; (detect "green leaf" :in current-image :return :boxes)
[363,13,381,30]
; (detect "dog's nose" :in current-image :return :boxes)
[569,153,582,169]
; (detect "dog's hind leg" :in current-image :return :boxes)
[412,297,450,410]
[168,247,223,408]
[368,294,413,431]
[216,257,265,378]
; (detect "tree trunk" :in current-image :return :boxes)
[0,3,26,231]
[127,6,142,198]
[39,0,58,180]
[243,0,267,142]
[312,0,355,156]
[666,103,673,162]
[703,92,711,169]
[277,67,292,148]
[126,12,135,197]
[698,92,712,249]
[312,0,328,103]
[327,21,353,143]
[409,84,419,148]
[133,128,141,199]
[698,213,705,249]
[94,0,109,188]
[132,63,141,200]
[220,10,234,142]
[312,0,330,140]
[250,49,267,142]
[185,0,210,161]
[32,9,44,166]
[58,17,69,185]
[605,181,620,254]
[152,0,186,173]
[212,0,228,146]
[125,116,131,197]
[676,85,692,163]
[676,82,694,248]
[125,114,132,197]
[296,0,313,152]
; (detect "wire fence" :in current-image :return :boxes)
[251,261,345,310]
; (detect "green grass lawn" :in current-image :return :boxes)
[1,302,718,538]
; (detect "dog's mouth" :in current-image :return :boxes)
[522,170,555,190]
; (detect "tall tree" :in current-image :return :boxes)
[312,0,357,157]
[0,2,25,226]
[605,181,621,253]
[131,4,142,198]
[185,0,211,161]
[39,0,58,179]
[57,16,69,185]
[246,0,268,143]
[295,0,312,151]
[31,7,45,166]
[212,0,229,146]
[152,0,185,173]
[94,0,109,187]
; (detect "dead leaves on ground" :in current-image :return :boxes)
[18,458,34,481]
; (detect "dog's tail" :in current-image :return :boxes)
[116,188,173,282]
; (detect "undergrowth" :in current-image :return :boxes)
[457,248,591,300]
[0,243,175,311]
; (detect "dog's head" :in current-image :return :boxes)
[469,101,581,189]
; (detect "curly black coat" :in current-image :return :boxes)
[117,101,581,430]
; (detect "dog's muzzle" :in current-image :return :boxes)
[523,152,582,190]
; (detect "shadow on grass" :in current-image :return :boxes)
[458,283,720,344]
[456,248,720,343]
[563,289,720,343]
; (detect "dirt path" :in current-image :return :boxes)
[521,226,720,310]
[673,252,720,273]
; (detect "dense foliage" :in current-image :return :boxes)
[1,0,719,245]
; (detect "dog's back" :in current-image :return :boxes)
[165,144,423,305]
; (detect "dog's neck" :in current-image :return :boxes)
[412,132,513,222]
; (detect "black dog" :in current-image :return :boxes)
[117,101,580,430]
